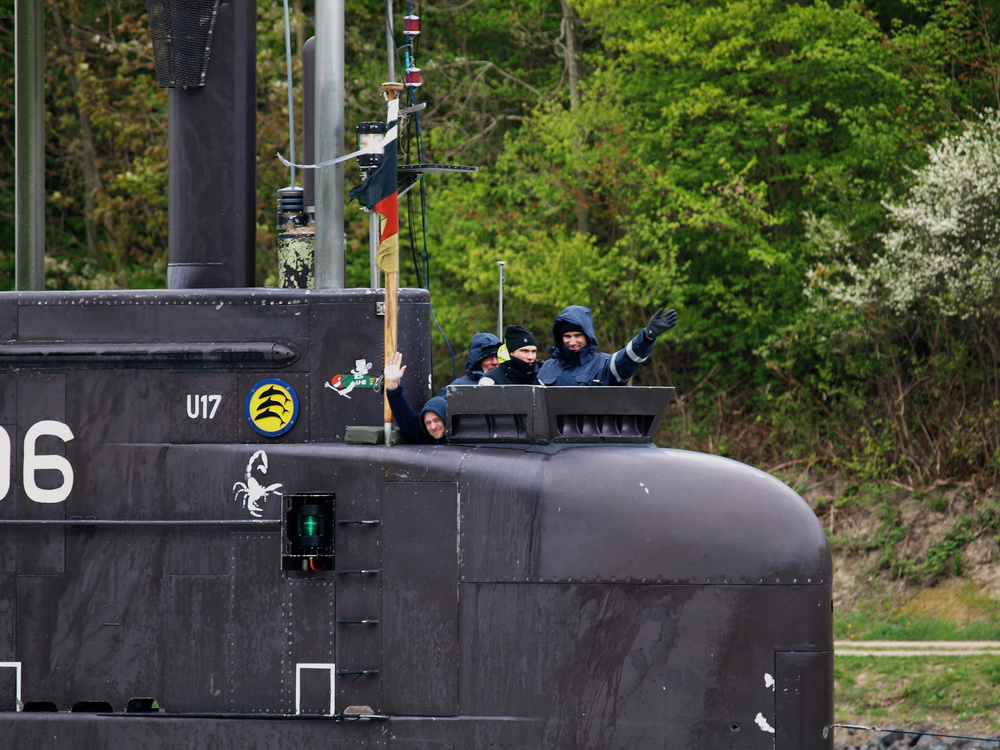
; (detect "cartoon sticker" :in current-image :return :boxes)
[233,449,282,517]
[325,358,378,399]
[246,378,299,437]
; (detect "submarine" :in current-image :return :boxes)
[1,0,834,747]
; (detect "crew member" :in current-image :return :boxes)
[480,325,543,385]
[440,332,501,394]
[537,304,677,386]
[384,351,447,444]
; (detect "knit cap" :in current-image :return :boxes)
[504,324,536,353]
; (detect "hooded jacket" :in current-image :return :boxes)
[441,332,501,394]
[387,388,447,444]
[537,305,655,386]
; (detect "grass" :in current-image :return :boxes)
[833,579,1000,742]
[813,480,1000,741]
[835,579,1000,641]
[834,655,1000,741]
[839,614,1000,641]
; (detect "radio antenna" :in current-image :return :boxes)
[281,0,296,188]
[497,260,505,339]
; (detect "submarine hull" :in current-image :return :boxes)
[0,288,831,747]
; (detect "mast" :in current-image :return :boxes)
[14,0,45,291]
[165,0,257,289]
[381,83,403,443]
[313,0,346,288]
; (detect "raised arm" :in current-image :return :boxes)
[384,352,432,444]
[384,351,407,391]
[606,306,678,385]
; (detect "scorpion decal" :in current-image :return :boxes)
[233,449,283,517]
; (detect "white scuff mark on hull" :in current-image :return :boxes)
[755,712,775,733]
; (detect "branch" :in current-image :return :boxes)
[438,60,545,99]
[438,115,524,162]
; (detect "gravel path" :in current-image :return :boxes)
[835,640,1000,656]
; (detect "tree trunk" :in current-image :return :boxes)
[52,9,105,266]
[294,0,306,55]
[558,0,588,236]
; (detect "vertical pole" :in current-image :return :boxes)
[15,0,45,291]
[382,83,404,444]
[385,0,395,82]
[384,265,398,443]
[496,261,505,339]
[369,212,380,288]
[282,0,297,190]
[314,0,345,288]
[167,0,257,289]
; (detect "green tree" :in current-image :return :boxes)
[5,0,1000,481]
[804,109,1000,480]
[0,6,15,283]
[422,0,998,466]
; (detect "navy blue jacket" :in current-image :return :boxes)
[440,332,501,395]
[537,305,655,386]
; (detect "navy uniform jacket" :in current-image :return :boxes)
[440,332,501,395]
[537,305,654,386]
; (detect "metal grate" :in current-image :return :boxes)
[445,385,674,445]
[146,0,220,88]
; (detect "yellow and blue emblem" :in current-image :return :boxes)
[245,378,299,437]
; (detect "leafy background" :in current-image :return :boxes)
[4,0,1000,734]
[1,0,999,482]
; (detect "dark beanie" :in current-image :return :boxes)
[504,324,536,352]
[554,320,585,340]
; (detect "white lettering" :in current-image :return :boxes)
[186,394,222,419]
[23,420,75,504]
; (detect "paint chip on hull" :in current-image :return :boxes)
[755,712,775,733]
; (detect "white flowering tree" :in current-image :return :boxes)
[803,109,1000,480]
[818,109,1000,319]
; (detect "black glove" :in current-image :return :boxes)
[644,307,677,340]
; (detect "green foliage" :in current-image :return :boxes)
[834,655,1000,732]
[817,109,1000,319]
[835,578,1000,640]
[832,498,1000,586]
[420,0,582,165]
[46,4,168,288]
[0,1,168,290]
[3,0,1000,485]
[803,109,1000,482]
[429,91,680,309]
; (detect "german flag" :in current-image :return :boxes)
[348,100,399,274]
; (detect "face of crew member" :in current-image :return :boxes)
[562,331,587,352]
[479,354,500,373]
[511,346,537,364]
[423,412,446,439]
